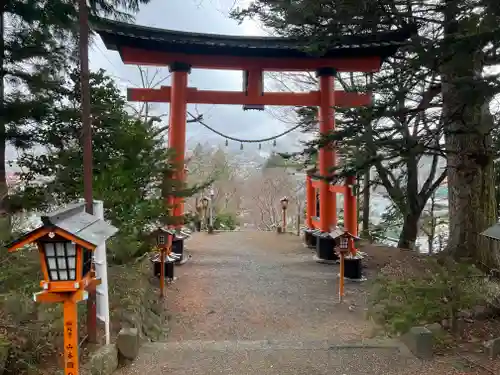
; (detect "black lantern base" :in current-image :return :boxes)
[304,229,317,248]
[343,257,364,281]
[315,234,339,262]
[303,229,313,248]
[172,237,184,261]
[152,260,175,279]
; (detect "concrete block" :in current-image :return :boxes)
[116,327,140,361]
[402,326,433,360]
[89,344,118,375]
[484,337,500,359]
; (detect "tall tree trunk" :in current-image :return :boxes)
[397,211,421,250]
[362,167,370,237]
[441,1,499,269]
[0,10,10,243]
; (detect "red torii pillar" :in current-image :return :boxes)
[317,68,337,232]
[168,63,191,226]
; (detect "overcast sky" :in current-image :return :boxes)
[88,0,307,152]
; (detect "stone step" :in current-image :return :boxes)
[141,337,410,353]
[113,338,425,375]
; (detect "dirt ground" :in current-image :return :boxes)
[361,242,500,374]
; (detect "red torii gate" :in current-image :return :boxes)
[94,19,412,254]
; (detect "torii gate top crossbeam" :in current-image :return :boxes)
[93,18,415,72]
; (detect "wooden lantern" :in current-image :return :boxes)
[330,228,359,254]
[6,203,118,375]
[280,196,289,210]
[150,227,176,298]
[151,227,175,250]
[329,227,361,302]
[7,203,118,294]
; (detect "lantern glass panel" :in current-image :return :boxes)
[56,243,65,256]
[340,238,349,249]
[158,235,166,245]
[67,243,76,256]
[48,257,57,270]
[44,241,78,282]
[45,243,55,256]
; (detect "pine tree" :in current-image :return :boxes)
[0,0,153,242]
[14,69,195,235]
[0,0,80,242]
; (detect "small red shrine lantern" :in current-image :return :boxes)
[7,203,117,294]
[280,196,289,210]
[330,228,359,254]
[150,226,177,298]
[6,203,118,375]
[152,227,175,250]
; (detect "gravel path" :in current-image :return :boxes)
[115,232,486,375]
[164,231,371,343]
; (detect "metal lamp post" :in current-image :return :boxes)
[195,198,203,232]
[201,197,209,231]
[280,196,289,233]
[208,188,215,234]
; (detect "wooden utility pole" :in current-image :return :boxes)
[79,0,97,344]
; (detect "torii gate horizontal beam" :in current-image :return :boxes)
[120,47,382,72]
[127,86,372,107]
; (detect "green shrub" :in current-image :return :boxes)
[213,212,238,230]
[368,256,488,335]
[107,233,150,265]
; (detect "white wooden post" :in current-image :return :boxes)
[78,198,111,345]
[93,200,111,345]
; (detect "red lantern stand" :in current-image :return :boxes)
[6,204,118,375]
[336,235,350,302]
[151,227,175,298]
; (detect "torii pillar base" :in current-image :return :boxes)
[315,232,339,262]
[343,256,364,280]
[303,229,316,248]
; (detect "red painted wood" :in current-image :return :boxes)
[127,87,372,107]
[120,47,382,72]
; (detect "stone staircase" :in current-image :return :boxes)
[113,338,429,375]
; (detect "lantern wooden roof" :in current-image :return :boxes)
[151,227,176,236]
[7,202,118,252]
[92,18,416,70]
[330,227,360,240]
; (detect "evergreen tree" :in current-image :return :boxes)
[0,0,153,242]
[0,0,77,242]
[14,69,195,236]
